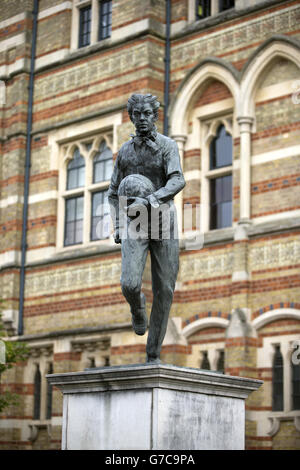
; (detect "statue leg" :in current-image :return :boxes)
[121,238,149,335]
[146,239,179,362]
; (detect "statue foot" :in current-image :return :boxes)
[146,356,161,364]
[131,293,147,336]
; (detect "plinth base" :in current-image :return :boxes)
[47,363,262,450]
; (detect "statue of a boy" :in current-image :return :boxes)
[108,93,185,363]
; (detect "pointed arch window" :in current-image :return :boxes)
[219,0,234,12]
[67,148,85,190]
[210,125,232,169]
[33,365,41,420]
[60,134,114,248]
[91,141,113,241]
[272,345,284,411]
[208,124,233,230]
[200,351,211,370]
[46,363,53,420]
[292,358,300,410]
[216,350,225,373]
[93,141,113,183]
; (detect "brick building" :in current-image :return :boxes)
[0,0,300,450]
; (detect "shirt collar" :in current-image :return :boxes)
[130,126,158,142]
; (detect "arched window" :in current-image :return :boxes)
[67,148,85,190]
[292,358,300,410]
[216,350,225,373]
[33,365,41,420]
[93,141,113,184]
[90,141,113,241]
[209,125,233,230]
[60,135,113,248]
[210,125,232,169]
[272,345,284,411]
[46,363,53,420]
[200,351,211,370]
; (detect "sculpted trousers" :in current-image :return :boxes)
[121,237,179,360]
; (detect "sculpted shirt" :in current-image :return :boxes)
[108,129,185,233]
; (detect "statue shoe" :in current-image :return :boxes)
[131,293,147,336]
[146,356,161,364]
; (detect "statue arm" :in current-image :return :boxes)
[108,152,122,232]
[147,139,185,208]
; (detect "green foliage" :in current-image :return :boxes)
[0,299,29,413]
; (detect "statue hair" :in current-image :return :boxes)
[127,93,160,122]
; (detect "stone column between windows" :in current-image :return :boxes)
[237,116,254,224]
[172,134,187,240]
[91,0,99,44]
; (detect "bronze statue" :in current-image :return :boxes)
[108,93,185,363]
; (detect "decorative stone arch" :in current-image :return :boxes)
[63,142,83,169]
[204,117,233,146]
[89,135,113,165]
[239,35,300,118]
[252,308,300,331]
[182,316,229,339]
[170,57,240,137]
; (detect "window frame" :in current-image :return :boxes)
[258,335,300,423]
[98,0,112,41]
[201,117,233,232]
[29,353,54,425]
[71,0,112,50]
[291,356,300,410]
[189,0,235,23]
[33,364,41,420]
[272,344,284,412]
[58,134,114,250]
[195,0,211,20]
[78,3,92,48]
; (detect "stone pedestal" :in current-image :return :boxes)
[47,363,262,450]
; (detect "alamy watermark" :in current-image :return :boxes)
[291,340,300,366]
[292,80,300,105]
[95,197,204,250]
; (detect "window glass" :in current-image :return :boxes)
[210,175,232,229]
[272,345,284,411]
[33,365,41,420]
[292,359,300,410]
[93,141,113,183]
[67,148,85,190]
[46,363,53,420]
[79,5,92,48]
[99,0,112,40]
[217,350,225,373]
[210,125,232,169]
[201,351,211,370]
[64,196,84,246]
[196,0,211,20]
[91,190,110,240]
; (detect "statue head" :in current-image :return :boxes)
[127,93,160,135]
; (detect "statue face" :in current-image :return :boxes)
[131,102,156,135]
